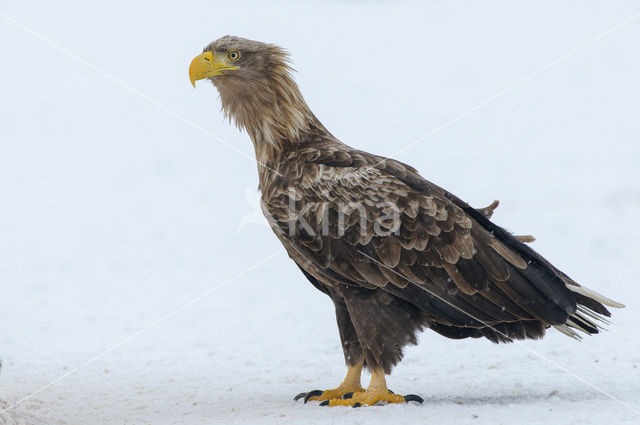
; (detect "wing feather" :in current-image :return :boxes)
[263,146,587,330]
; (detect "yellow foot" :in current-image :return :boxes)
[295,363,366,403]
[321,390,424,407]
[294,384,366,403]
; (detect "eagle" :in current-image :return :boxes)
[189,36,623,407]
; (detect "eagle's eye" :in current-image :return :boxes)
[227,50,241,62]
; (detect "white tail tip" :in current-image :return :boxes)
[569,285,625,308]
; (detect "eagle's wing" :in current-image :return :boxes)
[263,145,609,334]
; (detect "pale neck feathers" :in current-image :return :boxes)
[214,57,315,174]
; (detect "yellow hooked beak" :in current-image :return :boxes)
[189,51,238,87]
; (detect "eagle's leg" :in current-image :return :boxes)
[323,368,411,407]
[294,362,365,403]
[294,296,366,403]
[316,286,424,407]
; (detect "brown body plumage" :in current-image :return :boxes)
[189,36,623,407]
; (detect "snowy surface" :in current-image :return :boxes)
[1,1,640,424]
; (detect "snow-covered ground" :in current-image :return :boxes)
[1,1,639,424]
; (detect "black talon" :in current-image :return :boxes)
[352,402,362,408]
[294,392,306,401]
[303,390,324,403]
[319,400,330,407]
[388,389,395,394]
[404,394,424,404]
[342,392,354,399]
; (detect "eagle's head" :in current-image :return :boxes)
[189,35,291,89]
[189,36,313,150]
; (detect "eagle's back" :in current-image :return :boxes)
[259,133,620,345]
